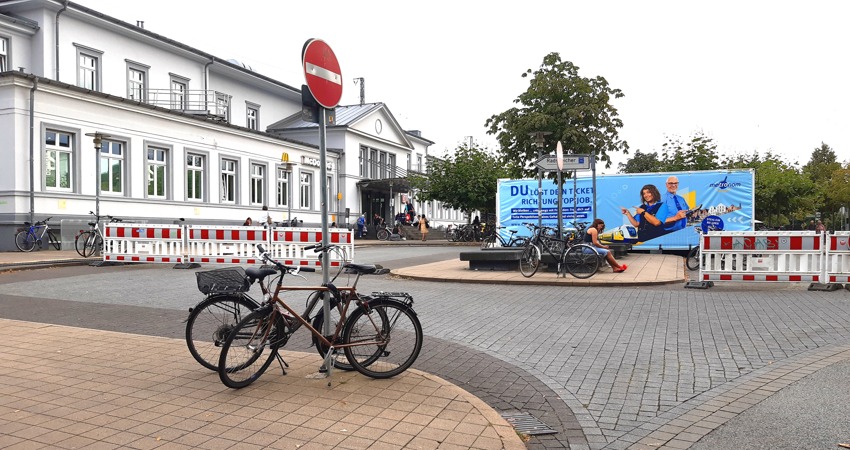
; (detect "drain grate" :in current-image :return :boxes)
[500,412,558,436]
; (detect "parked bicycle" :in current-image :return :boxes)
[519,222,601,278]
[218,244,422,388]
[481,226,528,249]
[74,211,122,257]
[14,217,60,252]
[185,243,350,371]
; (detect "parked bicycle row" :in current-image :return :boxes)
[185,243,423,389]
[13,211,123,256]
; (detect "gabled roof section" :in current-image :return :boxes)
[267,102,421,149]
[268,102,384,130]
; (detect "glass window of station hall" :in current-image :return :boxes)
[300,171,313,209]
[146,146,168,198]
[0,37,8,72]
[250,163,265,205]
[276,167,289,207]
[186,154,205,201]
[221,159,237,203]
[44,130,74,191]
[100,139,124,195]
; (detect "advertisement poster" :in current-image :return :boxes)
[496,169,754,250]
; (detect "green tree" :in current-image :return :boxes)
[802,142,841,185]
[485,52,628,179]
[408,143,508,216]
[823,163,850,230]
[618,150,659,174]
[723,151,816,228]
[659,132,721,171]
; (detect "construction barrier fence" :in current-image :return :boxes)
[696,231,850,288]
[101,224,353,268]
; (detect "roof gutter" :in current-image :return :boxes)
[54,0,69,80]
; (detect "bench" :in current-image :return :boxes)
[459,248,524,271]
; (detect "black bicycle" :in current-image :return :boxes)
[519,222,601,279]
[481,226,528,249]
[185,243,351,371]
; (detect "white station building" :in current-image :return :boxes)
[0,0,466,250]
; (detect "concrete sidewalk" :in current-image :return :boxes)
[0,318,525,449]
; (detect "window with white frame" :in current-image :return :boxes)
[220,159,237,203]
[146,146,168,198]
[379,152,387,179]
[369,149,378,178]
[100,140,124,195]
[388,154,396,178]
[77,51,99,90]
[250,163,265,205]
[276,167,289,207]
[417,155,423,172]
[359,147,367,177]
[0,37,8,72]
[126,62,148,101]
[170,76,187,109]
[44,130,73,191]
[215,93,230,122]
[186,154,204,201]
[300,171,312,209]
[246,104,259,130]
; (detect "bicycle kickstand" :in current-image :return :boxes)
[323,346,335,387]
[274,352,289,375]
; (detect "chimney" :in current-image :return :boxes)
[136,21,145,29]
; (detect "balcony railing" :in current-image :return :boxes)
[145,89,229,119]
[359,158,427,180]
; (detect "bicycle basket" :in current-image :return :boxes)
[195,267,251,295]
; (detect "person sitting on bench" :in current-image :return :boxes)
[586,218,627,273]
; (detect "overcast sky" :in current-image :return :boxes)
[82,0,849,172]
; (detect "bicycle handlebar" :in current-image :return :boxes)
[256,244,316,274]
[303,243,342,253]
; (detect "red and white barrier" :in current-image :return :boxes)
[825,232,850,283]
[103,223,184,263]
[268,227,353,267]
[186,226,267,264]
[699,231,824,283]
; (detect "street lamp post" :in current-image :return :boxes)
[530,131,552,230]
[85,132,110,220]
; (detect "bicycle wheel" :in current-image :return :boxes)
[82,233,103,257]
[377,229,389,241]
[564,244,600,279]
[481,235,496,249]
[218,306,282,389]
[686,247,701,271]
[47,230,61,250]
[519,244,541,278]
[311,291,354,371]
[74,231,89,257]
[14,230,36,252]
[343,299,422,379]
[185,294,259,371]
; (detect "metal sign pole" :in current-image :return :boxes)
[319,108,330,338]
[557,169,563,238]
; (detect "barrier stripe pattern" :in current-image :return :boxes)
[103,224,184,263]
[826,231,850,283]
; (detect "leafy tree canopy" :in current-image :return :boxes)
[408,143,508,216]
[485,52,629,179]
[802,142,841,185]
[618,150,659,174]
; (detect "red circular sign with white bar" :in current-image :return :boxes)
[302,39,343,109]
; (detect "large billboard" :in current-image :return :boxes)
[496,169,755,250]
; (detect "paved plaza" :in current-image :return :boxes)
[1,246,849,449]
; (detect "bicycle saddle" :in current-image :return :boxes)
[246,266,278,283]
[343,263,378,274]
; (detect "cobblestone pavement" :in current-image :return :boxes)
[2,259,850,449]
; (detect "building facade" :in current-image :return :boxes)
[0,0,465,250]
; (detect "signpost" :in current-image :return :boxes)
[535,150,593,237]
[302,39,342,355]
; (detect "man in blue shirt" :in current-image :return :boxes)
[662,176,688,232]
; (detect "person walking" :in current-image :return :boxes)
[815,220,825,233]
[419,214,430,241]
[356,214,366,238]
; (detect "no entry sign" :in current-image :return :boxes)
[302,39,342,109]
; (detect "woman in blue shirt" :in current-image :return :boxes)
[621,184,666,242]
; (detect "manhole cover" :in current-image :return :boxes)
[500,412,557,435]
